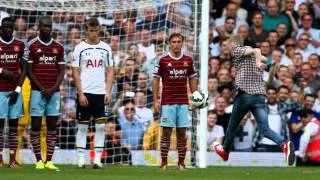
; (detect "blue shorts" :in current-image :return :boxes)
[160,104,190,128]
[0,92,23,119]
[30,90,60,117]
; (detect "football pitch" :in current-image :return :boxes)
[1,165,320,180]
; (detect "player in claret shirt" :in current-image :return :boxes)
[24,16,65,170]
[153,32,198,171]
[0,17,26,168]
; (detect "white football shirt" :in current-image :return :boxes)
[72,40,114,94]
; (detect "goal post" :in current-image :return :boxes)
[199,0,209,168]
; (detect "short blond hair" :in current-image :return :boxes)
[228,35,244,46]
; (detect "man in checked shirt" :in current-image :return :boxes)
[213,35,296,166]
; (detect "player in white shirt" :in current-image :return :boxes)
[72,18,114,169]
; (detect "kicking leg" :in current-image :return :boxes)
[251,99,295,166]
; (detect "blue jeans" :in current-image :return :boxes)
[223,90,285,152]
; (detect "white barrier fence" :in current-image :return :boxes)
[2,149,287,167]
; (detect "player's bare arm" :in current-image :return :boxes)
[44,64,65,99]
[189,77,197,93]
[72,67,88,107]
[152,77,160,113]
[17,59,28,88]
[0,68,16,82]
[105,66,114,105]
[8,59,28,105]
[27,63,45,92]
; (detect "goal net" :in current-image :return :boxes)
[0,0,204,166]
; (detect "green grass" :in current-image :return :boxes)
[1,165,320,180]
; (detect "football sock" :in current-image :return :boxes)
[160,136,170,165]
[0,130,3,161]
[177,136,187,165]
[46,130,57,162]
[76,124,88,162]
[8,127,18,162]
[30,131,42,161]
[94,123,105,164]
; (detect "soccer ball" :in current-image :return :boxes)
[190,90,208,109]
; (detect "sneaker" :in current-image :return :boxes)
[160,163,168,171]
[213,142,229,161]
[78,163,85,169]
[78,157,85,169]
[92,163,103,169]
[282,141,295,166]
[177,163,186,171]
[35,160,45,170]
[8,161,20,168]
[45,161,60,171]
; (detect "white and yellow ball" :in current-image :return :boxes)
[190,90,208,109]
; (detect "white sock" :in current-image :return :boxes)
[76,124,88,162]
[94,123,105,164]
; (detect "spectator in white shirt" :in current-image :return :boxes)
[221,0,248,20]
[233,113,256,152]
[215,3,248,33]
[138,28,156,61]
[296,33,317,61]
[203,110,224,151]
[296,14,320,49]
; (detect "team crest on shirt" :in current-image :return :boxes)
[168,63,172,67]
[52,48,58,53]
[162,118,168,122]
[183,61,188,66]
[14,46,20,52]
[37,49,42,53]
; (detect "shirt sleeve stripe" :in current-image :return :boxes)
[189,73,197,78]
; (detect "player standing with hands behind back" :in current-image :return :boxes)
[213,35,296,166]
[0,17,26,168]
[153,32,198,170]
[25,16,65,170]
[72,18,114,169]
